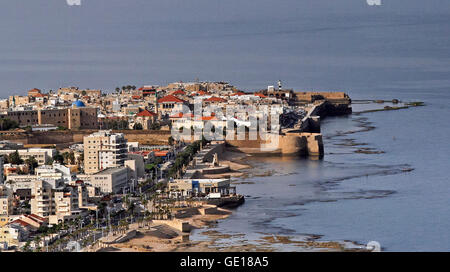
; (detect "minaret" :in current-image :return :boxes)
[278,80,282,91]
[154,90,159,116]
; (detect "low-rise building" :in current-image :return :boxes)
[134,109,157,130]
[0,148,56,166]
[79,167,129,194]
[167,178,235,197]
[0,223,27,248]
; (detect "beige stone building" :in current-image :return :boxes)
[83,130,128,174]
[57,87,102,98]
[0,185,13,216]
[79,167,129,194]
[1,106,98,130]
[8,96,30,107]
[0,99,9,110]
[0,148,56,165]
[157,95,187,117]
[30,180,89,223]
[30,180,54,218]
[134,109,157,130]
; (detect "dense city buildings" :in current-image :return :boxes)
[0,80,348,252]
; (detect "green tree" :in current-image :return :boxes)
[150,122,161,130]
[25,156,38,174]
[168,136,174,146]
[53,151,64,164]
[46,158,54,165]
[0,118,19,131]
[62,152,70,165]
[8,151,23,165]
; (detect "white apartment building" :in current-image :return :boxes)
[0,148,56,165]
[30,180,89,223]
[79,167,128,194]
[5,164,69,192]
[84,130,128,174]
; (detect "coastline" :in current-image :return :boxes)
[189,100,423,252]
[96,100,422,252]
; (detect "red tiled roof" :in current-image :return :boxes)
[254,93,267,98]
[231,92,246,96]
[169,112,194,118]
[132,95,141,99]
[139,86,155,91]
[171,89,186,95]
[130,151,152,157]
[28,88,41,94]
[155,151,169,157]
[136,109,157,117]
[28,214,46,222]
[33,93,46,98]
[158,95,185,103]
[23,214,46,224]
[205,96,227,103]
[202,116,217,121]
[11,219,31,227]
[196,91,209,95]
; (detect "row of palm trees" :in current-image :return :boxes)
[168,137,209,178]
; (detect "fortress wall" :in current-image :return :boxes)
[28,131,75,144]
[225,132,323,157]
[303,133,324,157]
[0,129,172,145]
[121,132,171,145]
[153,219,190,232]
[279,134,307,155]
[295,91,350,102]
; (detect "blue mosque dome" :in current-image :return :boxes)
[72,100,85,108]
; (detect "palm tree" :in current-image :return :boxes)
[33,235,42,252]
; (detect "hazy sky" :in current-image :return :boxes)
[0,0,449,97]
